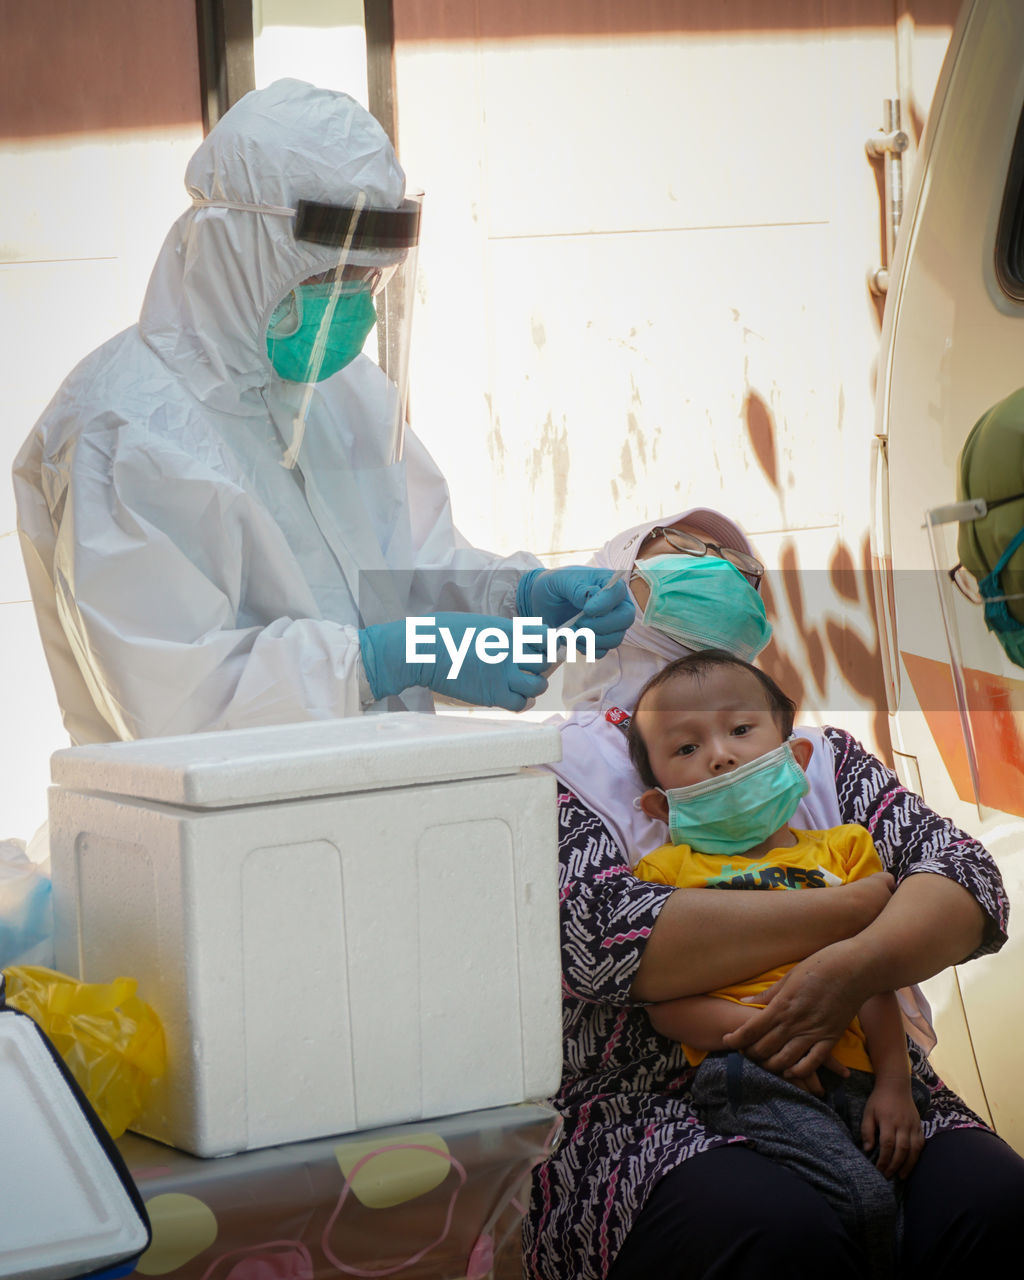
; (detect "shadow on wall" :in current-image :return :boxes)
[0,1,201,140]
[393,1,962,42]
[742,387,894,765]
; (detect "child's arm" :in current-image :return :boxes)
[858,990,925,1179]
[651,995,842,1097]
[647,994,758,1047]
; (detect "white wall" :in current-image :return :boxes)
[253,0,368,102]
[393,3,957,751]
[1,125,202,844]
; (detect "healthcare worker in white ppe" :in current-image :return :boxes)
[13,80,633,745]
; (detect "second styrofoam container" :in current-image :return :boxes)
[0,1007,150,1278]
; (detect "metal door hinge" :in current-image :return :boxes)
[867,99,910,295]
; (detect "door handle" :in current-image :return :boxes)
[867,99,910,295]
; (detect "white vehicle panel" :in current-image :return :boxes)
[875,0,1024,1151]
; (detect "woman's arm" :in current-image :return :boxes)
[723,872,985,1073]
[847,870,985,989]
[825,726,1007,954]
[723,729,1006,1075]
[555,789,892,1009]
[630,871,895,1002]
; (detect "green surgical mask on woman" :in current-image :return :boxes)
[632,554,772,662]
[266,283,377,383]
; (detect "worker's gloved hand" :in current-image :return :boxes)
[360,613,549,711]
[516,567,635,657]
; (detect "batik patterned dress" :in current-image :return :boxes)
[523,728,1008,1280]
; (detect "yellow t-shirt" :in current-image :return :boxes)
[634,825,883,1071]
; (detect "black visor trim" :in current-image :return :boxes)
[294,198,420,250]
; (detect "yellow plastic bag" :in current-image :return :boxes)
[3,964,166,1139]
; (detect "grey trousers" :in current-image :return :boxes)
[693,1053,929,1278]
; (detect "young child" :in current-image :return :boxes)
[628,650,928,1276]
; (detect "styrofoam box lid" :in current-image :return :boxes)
[50,712,563,809]
[0,1014,148,1279]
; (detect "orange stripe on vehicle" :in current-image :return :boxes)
[901,651,1024,816]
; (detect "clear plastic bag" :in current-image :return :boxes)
[0,838,53,970]
[2,964,166,1138]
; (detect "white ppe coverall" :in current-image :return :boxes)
[13,80,537,744]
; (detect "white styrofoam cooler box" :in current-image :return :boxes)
[48,713,562,1158]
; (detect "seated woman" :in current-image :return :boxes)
[523,509,1023,1280]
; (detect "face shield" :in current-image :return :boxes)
[267,194,422,465]
[909,393,1024,814]
[924,499,1024,817]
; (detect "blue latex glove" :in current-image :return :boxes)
[516,567,635,658]
[360,613,549,710]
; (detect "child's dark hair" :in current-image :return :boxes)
[627,650,797,788]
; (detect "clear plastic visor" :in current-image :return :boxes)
[925,500,1024,816]
[267,194,422,465]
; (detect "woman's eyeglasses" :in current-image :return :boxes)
[300,263,396,295]
[643,526,764,580]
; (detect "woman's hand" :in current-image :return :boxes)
[721,937,869,1079]
[722,871,985,1078]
